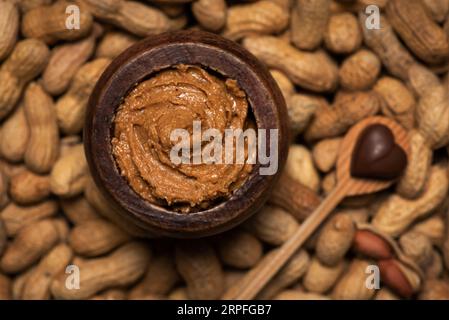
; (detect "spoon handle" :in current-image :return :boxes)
[222,179,352,300]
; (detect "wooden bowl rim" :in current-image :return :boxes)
[84,30,289,238]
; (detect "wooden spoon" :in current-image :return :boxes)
[222,116,410,300]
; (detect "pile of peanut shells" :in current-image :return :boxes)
[1,0,449,300]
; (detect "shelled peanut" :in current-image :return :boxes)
[0,0,448,301]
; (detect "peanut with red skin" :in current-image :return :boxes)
[378,259,414,298]
[352,230,393,260]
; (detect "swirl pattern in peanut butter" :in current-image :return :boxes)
[112,65,253,212]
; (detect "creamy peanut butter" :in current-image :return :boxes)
[112,64,253,212]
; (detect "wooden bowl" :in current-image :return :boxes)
[84,30,289,238]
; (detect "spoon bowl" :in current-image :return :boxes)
[336,116,410,196]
